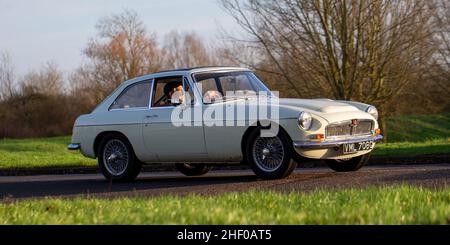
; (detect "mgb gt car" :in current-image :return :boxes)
[68,67,383,181]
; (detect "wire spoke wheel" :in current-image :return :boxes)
[252,136,285,172]
[103,139,129,176]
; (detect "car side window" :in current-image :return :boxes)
[110,82,151,110]
[152,76,184,107]
[151,76,195,107]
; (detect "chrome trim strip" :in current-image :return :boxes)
[325,133,373,141]
[293,135,383,149]
[74,121,204,127]
[67,143,80,150]
[109,107,150,112]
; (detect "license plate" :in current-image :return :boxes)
[342,141,375,154]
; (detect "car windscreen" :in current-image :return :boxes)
[192,71,272,103]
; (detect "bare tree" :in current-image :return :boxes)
[163,31,215,68]
[0,61,75,138]
[20,62,63,96]
[220,0,437,139]
[429,0,450,97]
[74,10,164,104]
[392,1,450,116]
[0,52,16,101]
[221,0,436,99]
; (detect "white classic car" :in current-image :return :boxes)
[69,67,382,181]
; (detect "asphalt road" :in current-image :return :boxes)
[0,164,449,199]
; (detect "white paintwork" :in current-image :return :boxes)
[70,67,381,163]
[142,105,208,161]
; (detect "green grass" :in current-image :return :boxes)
[373,114,450,156]
[0,136,96,169]
[5,137,448,169]
[0,114,448,169]
[0,186,448,224]
[374,138,450,156]
[386,114,450,142]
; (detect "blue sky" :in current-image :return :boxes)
[0,0,239,75]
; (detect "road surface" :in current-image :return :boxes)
[0,164,449,199]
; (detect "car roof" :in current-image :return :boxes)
[154,66,250,74]
[124,66,251,85]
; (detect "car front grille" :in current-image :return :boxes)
[326,119,373,138]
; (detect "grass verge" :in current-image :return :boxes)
[0,186,448,225]
[386,114,450,142]
[0,136,96,169]
[0,114,448,169]
[1,138,449,170]
[373,138,450,156]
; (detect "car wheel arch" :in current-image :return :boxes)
[240,121,293,160]
[93,131,133,158]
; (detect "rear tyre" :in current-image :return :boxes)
[325,153,371,172]
[175,163,210,176]
[246,128,297,179]
[98,134,142,182]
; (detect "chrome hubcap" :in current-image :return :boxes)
[252,136,285,172]
[103,139,129,176]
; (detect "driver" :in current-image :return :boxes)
[156,81,184,107]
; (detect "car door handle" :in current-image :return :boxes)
[146,115,158,118]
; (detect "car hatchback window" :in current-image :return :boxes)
[110,82,151,110]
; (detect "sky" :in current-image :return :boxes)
[0,0,240,75]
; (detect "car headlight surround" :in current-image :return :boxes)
[366,106,378,120]
[298,112,312,130]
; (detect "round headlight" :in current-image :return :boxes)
[366,106,378,120]
[298,112,312,130]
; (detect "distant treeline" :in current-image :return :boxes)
[0,1,449,138]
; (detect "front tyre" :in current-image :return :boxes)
[325,153,371,172]
[98,134,142,182]
[175,163,210,176]
[246,128,297,179]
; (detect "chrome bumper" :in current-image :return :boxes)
[67,143,80,150]
[293,135,383,149]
